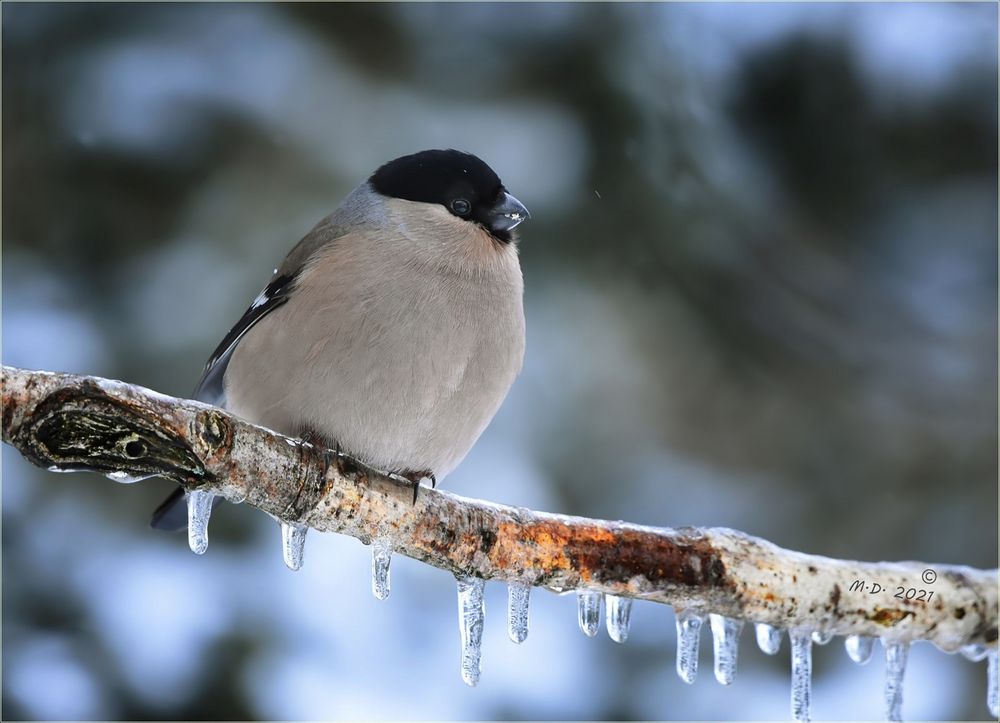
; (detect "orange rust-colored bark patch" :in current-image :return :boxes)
[488,521,731,590]
[868,608,915,627]
[500,521,574,573]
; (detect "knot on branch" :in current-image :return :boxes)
[15,381,208,485]
[194,408,234,462]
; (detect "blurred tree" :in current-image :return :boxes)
[3,2,996,719]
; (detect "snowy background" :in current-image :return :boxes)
[3,3,997,720]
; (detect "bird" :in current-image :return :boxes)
[151,149,528,530]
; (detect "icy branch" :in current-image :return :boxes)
[2,365,997,654]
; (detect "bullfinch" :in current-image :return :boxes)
[152,149,528,530]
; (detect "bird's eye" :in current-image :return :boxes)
[451,198,471,216]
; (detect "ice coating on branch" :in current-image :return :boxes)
[811,630,833,645]
[988,650,998,718]
[456,576,486,686]
[280,522,307,571]
[507,583,530,644]
[755,622,782,655]
[790,631,812,722]
[371,538,391,599]
[882,639,908,722]
[577,591,601,637]
[960,643,988,662]
[675,609,704,684]
[605,595,632,643]
[104,471,152,484]
[186,490,214,555]
[709,614,743,685]
[845,634,875,664]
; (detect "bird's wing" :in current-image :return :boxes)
[192,272,297,404]
[192,210,353,405]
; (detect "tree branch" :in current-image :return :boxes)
[2,365,996,652]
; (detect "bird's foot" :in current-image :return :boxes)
[394,469,436,504]
[297,429,345,476]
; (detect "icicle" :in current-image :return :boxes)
[605,595,633,643]
[456,576,486,686]
[845,634,875,664]
[811,630,833,645]
[371,538,391,599]
[755,622,782,655]
[507,582,530,644]
[709,614,743,685]
[790,631,813,722]
[882,639,909,722]
[577,591,601,637]
[186,490,214,555]
[960,643,988,662]
[675,609,704,684]
[280,522,307,571]
[988,649,998,719]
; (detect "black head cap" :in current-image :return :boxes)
[369,149,526,243]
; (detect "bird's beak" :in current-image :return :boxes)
[488,192,530,234]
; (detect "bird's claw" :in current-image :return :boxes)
[394,470,436,504]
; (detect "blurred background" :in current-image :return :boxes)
[3,2,997,720]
